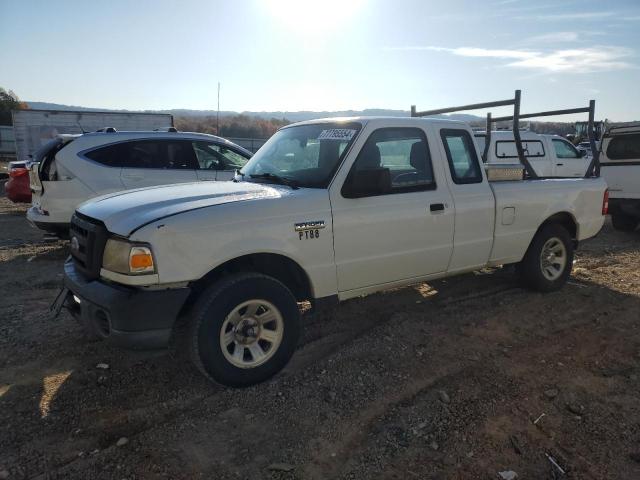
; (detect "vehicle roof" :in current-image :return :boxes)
[605,122,640,136]
[80,130,226,141]
[285,116,468,128]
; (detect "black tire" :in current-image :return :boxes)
[611,213,638,232]
[517,224,574,292]
[189,272,300,387]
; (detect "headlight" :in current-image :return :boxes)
[102,238,156,275]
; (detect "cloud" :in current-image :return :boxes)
[522,11,616,21]
[526,31,579,43]
[387,45,635,73]
[508,46,634,72]
[387,46,537,59]
[419,46,537,59]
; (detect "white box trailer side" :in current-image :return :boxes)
[11,110,174,161]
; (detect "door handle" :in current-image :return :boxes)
[430,203,445,212]
[556,163,564,166]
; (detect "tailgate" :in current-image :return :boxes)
[29,162,42,192]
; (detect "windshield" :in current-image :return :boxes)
[239,122,361,188]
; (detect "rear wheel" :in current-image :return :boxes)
[189,273,300,387]
[611,212,638,232]
[517,224,574,292]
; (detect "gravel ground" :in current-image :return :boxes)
[1,183,639,480]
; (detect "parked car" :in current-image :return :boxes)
[57,116,607,387]
[5,161,32,203]
[475,131,591,177]
[600,122,640,231]
[27,129,252,235]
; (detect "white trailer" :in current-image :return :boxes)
[11,109,173,161]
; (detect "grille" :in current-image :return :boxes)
[69,213,108,280]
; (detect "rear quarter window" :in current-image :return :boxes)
[84,143,128,167]
[440,129,483,184]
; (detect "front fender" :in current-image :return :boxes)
[131,199,338,298]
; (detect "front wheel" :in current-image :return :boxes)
[189,273,300,387]
[517,224,574,292]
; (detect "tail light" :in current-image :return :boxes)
[602,189,609,215]
[9,168,29,178]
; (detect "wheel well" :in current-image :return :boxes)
[539,212,577,239]
[190,253,313,303]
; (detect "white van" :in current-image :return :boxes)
[600,123,640,231]
[475,131,591,177]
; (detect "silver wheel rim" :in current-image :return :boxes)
[220,299,284,369]
[540,237,567,281]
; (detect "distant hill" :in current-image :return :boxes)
[26,101,483,123]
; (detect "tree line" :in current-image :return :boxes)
[174,115,289,139]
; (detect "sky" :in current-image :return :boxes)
[1,0,639,121]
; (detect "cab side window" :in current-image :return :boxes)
[440,129,483,184]
[552,139,580,159]
[349,128,435,195]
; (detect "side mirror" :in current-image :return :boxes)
[343,167,392,198]
[579,150,587,157]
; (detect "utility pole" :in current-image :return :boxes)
[216,82,220,135]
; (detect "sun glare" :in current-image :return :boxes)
[264,0,365,36]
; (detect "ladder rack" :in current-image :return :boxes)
[411,90,600,178]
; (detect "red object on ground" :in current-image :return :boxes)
[5,168,32,203]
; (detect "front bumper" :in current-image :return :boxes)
[63,258,190,350]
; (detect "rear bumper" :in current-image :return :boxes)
[63,258,191,350]
[27,206,70,234]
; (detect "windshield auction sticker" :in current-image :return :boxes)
[318,129,356,141]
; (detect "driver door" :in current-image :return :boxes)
[330,125,454,296]
[551,138,589,177]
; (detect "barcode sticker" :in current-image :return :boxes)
[318,129,356,141]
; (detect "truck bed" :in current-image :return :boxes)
[488,177,607,266]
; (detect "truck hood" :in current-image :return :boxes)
[77,181,286,236]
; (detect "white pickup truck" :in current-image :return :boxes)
[475,130,591,177]
[59,116,607,386]
[600,122,640,231]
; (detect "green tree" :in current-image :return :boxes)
[0,87,29,125]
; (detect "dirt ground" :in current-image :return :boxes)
[1,183,639,480]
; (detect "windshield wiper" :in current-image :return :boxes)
[249,173,299,189]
